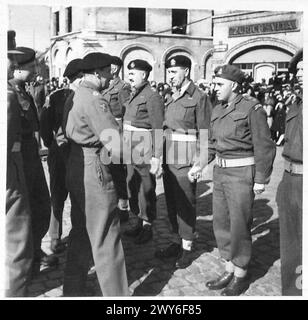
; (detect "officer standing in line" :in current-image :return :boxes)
[123,59,164,244]
[154,55,212,268]
[205,64,276,295]
[9,47,58,275]
[6,30,33,297]
[40,59,83,254]
[276,48,303,296]
[102,55,131,222]
[63,52,129,296]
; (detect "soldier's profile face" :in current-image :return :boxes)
[7,56,17,80]
[128,69,145,89]
[167,66,188,89]
[213,77,233,101]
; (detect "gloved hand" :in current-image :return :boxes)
[187,164,202,183]
[253,183,265,195]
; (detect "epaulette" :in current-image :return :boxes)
[243,95,258,102]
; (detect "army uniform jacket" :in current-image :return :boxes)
[40,88,73,148]
[102,77,130,118]
[282,95,302,164]
[124,81,164,158]
[163,81,212,168]
[65,81,119,148]
[7,82,22,153]
[208,94,276,184]
[9,79,40,139]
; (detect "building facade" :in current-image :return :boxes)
[48,7,303,84]
[211,11,303,83]
[49,6,214,83]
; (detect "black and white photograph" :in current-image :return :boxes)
[1,0,306,300]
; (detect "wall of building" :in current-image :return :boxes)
[8,5,51,52]
[212,11,303,67]
[50,6,214,82]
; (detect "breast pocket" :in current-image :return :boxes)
[178,102,196,126]
[229,112,249,137]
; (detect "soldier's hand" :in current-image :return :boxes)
[253,183,265,195]
[188,164,202,183]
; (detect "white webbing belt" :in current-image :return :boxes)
[216,156,255,168]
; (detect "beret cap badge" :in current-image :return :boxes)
[131,62,135,68]
[170,59,176,66]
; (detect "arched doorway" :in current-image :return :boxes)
[230,46,293,83]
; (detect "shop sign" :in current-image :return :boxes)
[229,19,298,37]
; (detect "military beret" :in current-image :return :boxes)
[7,30,24,55]
[82,52,112,71]
[111,55,123,67]
[127,59,152,72]
[14,47,36,65]
[288,48,303,73]
[165,55,191,69]
[63,58,83,78]
[214,64,245,84]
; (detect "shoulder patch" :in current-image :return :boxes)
[254,104,262,110]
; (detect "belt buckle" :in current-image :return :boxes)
[289,162,293,174]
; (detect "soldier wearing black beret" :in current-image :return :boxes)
[40,58,83,254]
[9,46,58,275]
[6,31,34,297]
[276,49,303,295]
[63,58,83,79]
[154,55,212,268]
[62,51,129,296]
[204,64,276,295]
[123,59,164,244]
[102,55,131,223]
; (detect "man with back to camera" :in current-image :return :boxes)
[63,52,129,296]
[205,64,276,295]
[40,58,83,254]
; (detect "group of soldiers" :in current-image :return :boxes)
[6,28,303,297]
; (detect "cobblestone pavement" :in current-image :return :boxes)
[27,147,284,297]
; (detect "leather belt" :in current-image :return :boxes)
[284,159,303,175]
[123,123,152,132]
[216,156,255,168]
[168,132,197,142]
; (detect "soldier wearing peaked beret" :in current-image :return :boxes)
[102,55,131,223]
[205,64,276,295]
[155,55,212,268]
[6,31,34,297]
[9,46,58,275]
[63,52,129,296]
[123,59,164,244]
